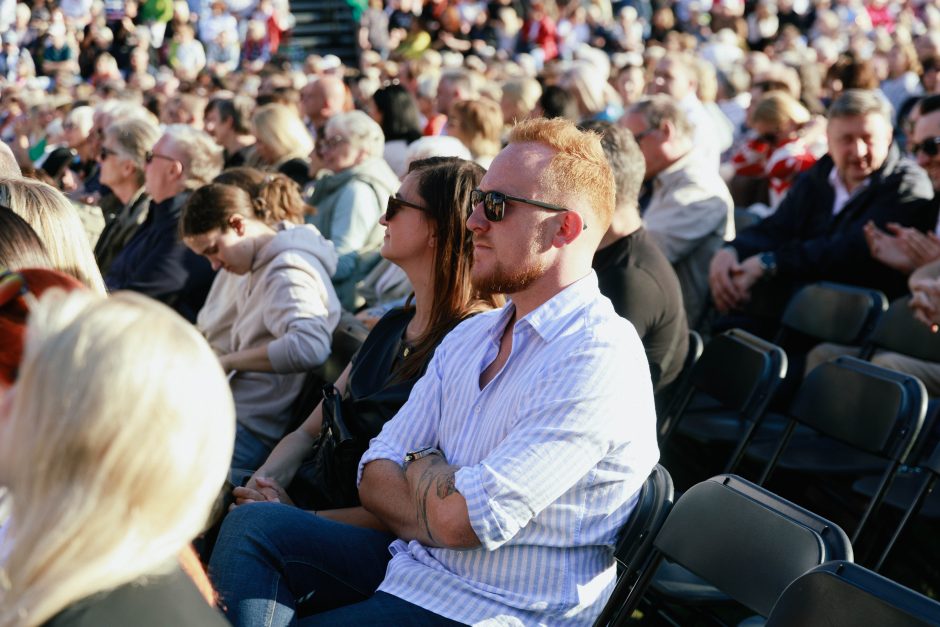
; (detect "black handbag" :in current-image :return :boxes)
[287,384,367,510]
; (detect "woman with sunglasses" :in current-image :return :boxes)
[225,157,502,517]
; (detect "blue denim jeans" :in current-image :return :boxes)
[208,502,464,626]
[232,424,274,473]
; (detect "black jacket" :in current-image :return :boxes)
[44,568,228,627]
[104,191,215,322]
[730,144,938,300]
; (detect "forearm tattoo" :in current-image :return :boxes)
[414,457,461,543]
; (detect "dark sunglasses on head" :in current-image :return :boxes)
[469,189,572,222]
[912,136,940,158]
[385,195,427,220]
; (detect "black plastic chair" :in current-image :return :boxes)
[860,296,940,363]
[622,474,853,623]
[871,438,940,571]
[658,330,787,475]
[746,357,927,547]
[593,464,674,627]
[765,561,940,626]
[774,282,888,347]
[655,330,704,422]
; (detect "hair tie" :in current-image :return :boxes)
[0,269,31,310]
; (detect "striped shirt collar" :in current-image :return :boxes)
[496,271,600,343]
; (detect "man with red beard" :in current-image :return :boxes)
[210,117,659,626]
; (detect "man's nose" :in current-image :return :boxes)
[466,203,488,232]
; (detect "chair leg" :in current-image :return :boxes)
[851,464,898,546]
[757,420,796,486]
[873,473,937,572]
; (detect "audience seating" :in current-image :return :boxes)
[593,464,674,627]
[622,474,853,624]
[658,329,787,475]
[765,561,940,626]
[773,282,887,348]
[655,330,703,422]
[860,296,940,364]
[746,357,926,549]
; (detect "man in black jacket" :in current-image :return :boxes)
[709,89,937,332]
[105,125,222,322]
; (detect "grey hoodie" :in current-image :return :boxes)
[230,222,341,449]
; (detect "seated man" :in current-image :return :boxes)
[806,94,940,394]
[621,94,734,328]
[105,125,223,322]
[710,89,938,335]
[208,118,660,625]
[583,119,689,392]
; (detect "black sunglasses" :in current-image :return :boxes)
[912,136,940,158]
[99,146,119,160]
[386,195,427,220]
[144,150,181,165]
[469,189,571,222]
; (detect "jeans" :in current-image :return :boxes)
[208,503,464,626]
[232,423,274,473]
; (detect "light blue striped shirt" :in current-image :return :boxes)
[358,272,660,626]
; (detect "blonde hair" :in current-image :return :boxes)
[251,103,315,166]
[750,91,811,129]
[508,117,615,230]
[0,178,106,294]
[0,290,235,627]
[449,99,503,160]
[501,78,542,122]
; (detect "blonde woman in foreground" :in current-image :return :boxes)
[0,290,234,626]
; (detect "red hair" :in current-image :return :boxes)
[0,268,84,386]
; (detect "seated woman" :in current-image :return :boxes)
[305,110,400,310]
[369,83,423,178]
[180,183,341,472]
[224,157,500,514]
[251,103,314,188]
[195,168,308,357]
[0,282,233,626]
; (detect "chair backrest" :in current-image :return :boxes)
[649,474,852,618]
[659,329,787,444]
[766,561,940,627]
[778,282,887,345]
[655,330,704,421]
[594,465,675,627]
[863,297,940,364]
[788,356,926,461]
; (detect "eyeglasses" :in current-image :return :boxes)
[316,135,348,155]
[144,150,181,165]
[469,189,571,222]
[632,127,657,142]
[99,146,120,160]
[911,136,940,158]
[386,195,428,220]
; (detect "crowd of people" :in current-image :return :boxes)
[2,0,940,623]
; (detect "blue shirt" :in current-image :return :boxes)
[358,272,660,626]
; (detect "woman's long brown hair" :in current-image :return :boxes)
[394,157,504,380]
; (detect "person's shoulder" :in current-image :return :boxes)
[886,154,935,200]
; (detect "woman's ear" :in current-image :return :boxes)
[228,214,246,235]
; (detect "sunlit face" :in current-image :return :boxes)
[466,142,557,296]
[826,112,892,189]
[183,225,254,274]
[144,135,184,203]
[98,139,131,188]
[380,172,433,266]
[319,130,360,172]
[651,58,692,100]
[204,107,228,145]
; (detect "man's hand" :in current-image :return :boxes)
[709,247,746,313]
[733,255,766,300]
[887,222,940,267]
[865,221,917,273]
[910,278,940,330]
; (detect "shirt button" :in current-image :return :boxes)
[475,405,481,413]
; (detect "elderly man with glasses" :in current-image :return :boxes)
[210,117,659,626]
[104,125,223,323]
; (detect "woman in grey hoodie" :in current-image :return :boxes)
[180,182,341,471]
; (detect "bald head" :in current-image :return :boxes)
[301,76,348,128]
[0,141,21,178]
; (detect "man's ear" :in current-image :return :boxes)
[551,210,585,248]
[660,119,675,141]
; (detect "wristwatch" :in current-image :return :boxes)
[403,446,441,467]
[758,252,778,278]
